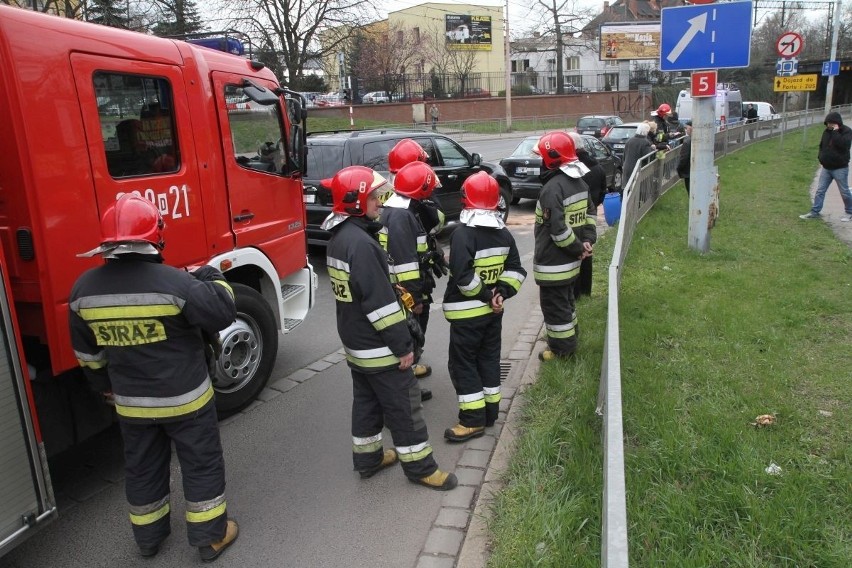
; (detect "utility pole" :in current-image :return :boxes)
[505,0,513,131]
[824,0,842,114]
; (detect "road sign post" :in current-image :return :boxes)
[687,97,717,253]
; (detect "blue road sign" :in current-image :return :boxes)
[660,1,753,71]
[822,60,840,76]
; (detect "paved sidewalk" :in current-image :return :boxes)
[803,167,852,247]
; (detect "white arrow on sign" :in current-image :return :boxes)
[666,13,708,63]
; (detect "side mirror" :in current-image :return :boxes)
[242,79,279,106]
[471,153,482,166]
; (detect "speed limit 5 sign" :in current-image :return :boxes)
[691,71,717,97]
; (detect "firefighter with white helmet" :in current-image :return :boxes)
[533,132,597,361]
[321,166,457,490]
[68,194,239,562]
[442,171,526,441]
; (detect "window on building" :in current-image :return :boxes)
[567,56,580,70]
[414,27,420,43]
[546,58,555,70]
[397,31,404,44]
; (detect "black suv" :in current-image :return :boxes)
[303,129,513,244]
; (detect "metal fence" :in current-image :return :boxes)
[594,105,850,568]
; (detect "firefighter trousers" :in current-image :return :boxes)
[539,283,578,355]
[447,314,502,428]
[120,402,228,549]
[351,367,437,479]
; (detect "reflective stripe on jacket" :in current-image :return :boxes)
[69,257,236,422]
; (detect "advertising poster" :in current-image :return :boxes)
[445,15,492,50]
[599,23,661,60]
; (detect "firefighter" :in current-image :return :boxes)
[534,131,597,361]
[650,103,672,153]
[442,172,526,441]
[320,165,457,491]
[68,195,239,562]
[384,139,448,383]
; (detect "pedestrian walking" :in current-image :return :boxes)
[68,195,239,562]
[430,103,439,131]
[799,112,852,222]
[533,132,597,361]
[677,121,693,194]
[745,104,758,140]
[568,132,603,298]
[321,165,457,491]
[622,122,655,188]
[442,171,526,441]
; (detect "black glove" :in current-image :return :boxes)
[406,313,424,363]
[202,331,223,377]
[191,265,225,282]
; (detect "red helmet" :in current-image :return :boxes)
[537,131,577,170]
[393,162,440,200]
[461,171,499,210]
[388,139,428,174]
[100,194,165,249]
[324,166,388,216]
[656,103,671,116]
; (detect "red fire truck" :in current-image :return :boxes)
[0,6,315,555]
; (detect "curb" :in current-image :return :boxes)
[456,324,545,568]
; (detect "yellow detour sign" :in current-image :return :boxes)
[774,74,818,92]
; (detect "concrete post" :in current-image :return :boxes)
[687,96,716,252]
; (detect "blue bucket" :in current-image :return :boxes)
[603,192,622,226]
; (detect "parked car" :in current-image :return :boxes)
[303,129,513,245]
[576,115,624,138]
[500,134,622,202]
[600,122,643,161]
[362,91,390,104]
[743,101,780,121]
[316,93,345,107]
[461,87,491,99]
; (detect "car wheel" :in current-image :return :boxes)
[211,283,278,415]
[498,185,512,223]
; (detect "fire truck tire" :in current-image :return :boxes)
[212,283,278,415]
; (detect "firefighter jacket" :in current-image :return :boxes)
[327,216,413,373]
[68,256,236,422]
[379,194,431,302]
[443,221,526,321]
[533,168,597,287]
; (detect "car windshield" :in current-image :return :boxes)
[577,118,604,129]
[604,126,637,141]
[305,142,345,180]
[510,138,539,157]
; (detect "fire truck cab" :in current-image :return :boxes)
[0,7,315,553]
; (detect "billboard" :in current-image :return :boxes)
[445,15,492,51]
[600,23,661,61]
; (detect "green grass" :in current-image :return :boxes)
[487,133,852,567]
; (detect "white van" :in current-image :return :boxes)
[743,101,780,121]
[675,84,743,130]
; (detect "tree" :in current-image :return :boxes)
[423,29,480,97]
[217,0,374,85]
[350,22,424,97]
[87,0,130,28]
[149,0,205,37]
[528,0,594,95]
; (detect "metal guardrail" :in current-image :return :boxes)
[595,104,852,568]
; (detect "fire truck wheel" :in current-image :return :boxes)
[212,283,278,415]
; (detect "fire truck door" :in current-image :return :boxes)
[211,72,302,250]
[0,248,56,558]
[70,55,207,262]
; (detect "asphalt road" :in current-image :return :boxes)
[0,136,539,568]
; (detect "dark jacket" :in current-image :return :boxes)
[442,224,526,321]
[69,256,236,422]
[576,149,607,206]
[677,135,692,179]
[818,112,852,170]
[327,216,413,373]
[380,202,430,303]
[533,169,596,286]
[651,114,669,149]
[622,134,655,183]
